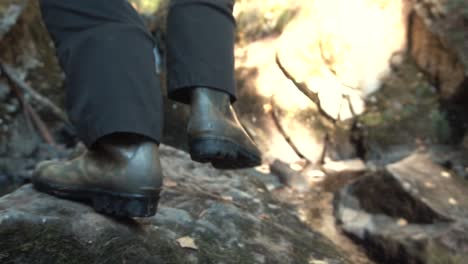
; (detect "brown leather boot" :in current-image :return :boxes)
[188,87,261,169]
[32,134,163,217]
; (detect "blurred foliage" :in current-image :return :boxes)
[234,0,298,43]
[356,57,447,152]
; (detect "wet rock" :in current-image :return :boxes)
[335,151,468,264]
[0,145,350,264]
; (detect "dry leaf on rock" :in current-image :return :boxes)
[176,236,198,250]
[221,195,233,202]
[164,179,178,187]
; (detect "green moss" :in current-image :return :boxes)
[196,235,257,264]
[430,109,452,143]
[426,241,466,264]
[357,58,445,152]
[0,223,94,264]
[360,112,384,127]
[235,0,299,43]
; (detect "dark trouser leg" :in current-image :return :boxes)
[166,0,236,104]
[39,0,163,146]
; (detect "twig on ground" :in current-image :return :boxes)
[318,134,329,165]
[0,61,68,123]
[0,62,57,146]
[167,183,247,209]
[270,96,310,162]
[275,52,336,123]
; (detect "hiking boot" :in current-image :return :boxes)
[32,134,163,217]
[188,87,262,169]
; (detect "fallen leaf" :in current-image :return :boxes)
[441,171,451,178]
[397,218,408,226]
[258,214,270,220]
[309,260,328,264]
[164,179,178,187]
[449,198,458,205]
[176,236,198,250]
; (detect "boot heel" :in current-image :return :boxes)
[189,137,261,169]
[92,193,159,218]
[189,137,231,163]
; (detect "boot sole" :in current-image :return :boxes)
[33,181,159,218]
[189,137,261,169]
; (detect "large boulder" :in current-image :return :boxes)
[0,145,350,264]
[407,0,468,143]
[410,0,468,80]
[335,151,468,263]
[355,58,444,163]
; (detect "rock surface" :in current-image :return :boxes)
[408,0,468,142]
[410,0,468,72]
[0,145,350,264]
[335,151,468,264]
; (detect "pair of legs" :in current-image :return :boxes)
[39,0,236,144]
[32,0,261,217]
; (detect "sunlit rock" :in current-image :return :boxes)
[335,151,468,263]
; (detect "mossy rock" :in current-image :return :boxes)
[0,146,350,264]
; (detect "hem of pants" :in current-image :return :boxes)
[81,124,162,148]
[168,84,236,105]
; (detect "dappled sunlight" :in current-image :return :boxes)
[313,0,407,94]
[424,181,436,188]
[128,0,161,14]
[263,132,302,163]
[282,0,408,95]
[234,0,412,170]
[235,38,327,164]
[448,198,458,205]
[234,0,299,41]
[236,39,311,110]
[255,164,271,174]
[397,218,408,226]
[441,171,451,178]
